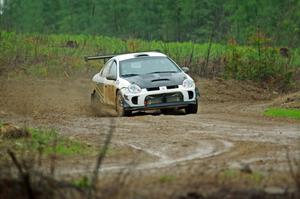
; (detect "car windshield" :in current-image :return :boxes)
[119,56,181,77]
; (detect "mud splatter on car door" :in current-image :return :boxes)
[94,60,112,104]
[103,60,117,106]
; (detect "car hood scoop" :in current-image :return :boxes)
[123,72,186,89]
[151,78,170,82]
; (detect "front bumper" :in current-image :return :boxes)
[121,86,199,111]
[124,101,197,111]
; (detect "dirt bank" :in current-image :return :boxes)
[0,77,275,117]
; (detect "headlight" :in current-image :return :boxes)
[182,79,195,89]
[127,84,141,94]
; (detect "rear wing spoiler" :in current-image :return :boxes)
[84,55,115,62]
[84,50,162,62]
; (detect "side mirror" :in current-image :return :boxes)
[92,73,102,83]
[182,67,189,73]
[106,75,117,81]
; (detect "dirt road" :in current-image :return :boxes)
[0,78,299,183]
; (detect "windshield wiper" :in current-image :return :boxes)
[148,71,178,74]
[121,73,139,77]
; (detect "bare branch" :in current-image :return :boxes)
[7,149,35,199]
[88,118,115,199]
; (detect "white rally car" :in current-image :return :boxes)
[86,52,199,116]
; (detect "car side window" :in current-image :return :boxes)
[108,61,117,78]
[101,60,113,77]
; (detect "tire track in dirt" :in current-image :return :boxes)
[57,139,234,175]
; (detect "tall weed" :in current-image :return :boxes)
[0,31,299,86]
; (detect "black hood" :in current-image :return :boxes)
[123,72,187,89]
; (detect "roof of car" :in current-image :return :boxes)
[113,51,167,62]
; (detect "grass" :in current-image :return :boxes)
[220,169,264,184]
[2,127,95,156]
[1,126,134,159]
[264,107,300,120]
[30,128,94,155]
[159,175,176,183]
[0,31,299,84]
[71,176,91,188]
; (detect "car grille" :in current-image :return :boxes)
[146,85,179,91]
[167,85,179,89]
[145,92,183,105]
[147,87,160,91]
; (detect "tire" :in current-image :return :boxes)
[185,101,198,114]
[116,91,131,117]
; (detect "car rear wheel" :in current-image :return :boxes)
[116,91,131,117]
[185,101,198,114]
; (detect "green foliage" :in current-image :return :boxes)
[1,0,300,47]
[224,32,297,85]
[264,108,300,120]
[0,31,299,85]
[247,172,264,184]
[220,169,264,184]
[222,169,239,178]
[8,128,94,156]
[159,175,176,183]
[26,64,48,77]
[71,176,91,188]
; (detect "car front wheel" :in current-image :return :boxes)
[185,101,198,114]
[116,91,131,117]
